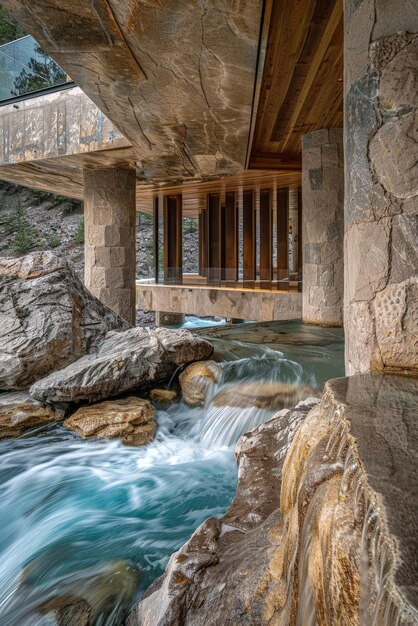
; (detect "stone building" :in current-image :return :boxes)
[0,0,416,376]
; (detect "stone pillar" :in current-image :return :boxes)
[155,311,185,326]
[344,1,418,375]
[84,168,136,325]
[302,128,344,326]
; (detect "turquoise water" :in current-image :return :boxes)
[0,322,344,625]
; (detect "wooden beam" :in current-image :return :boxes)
[243,189,256,288]
[163,194,183,285]
[207,193,222,285]
[221,204,226,281]
[248,152,302,170]
[153,196,159,283]
[297,186,303,289]
[224,191,238,285]
[200,209,208,278]
[260,188,273,289]
[277,187,289,287]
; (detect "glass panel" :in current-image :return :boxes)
[0,35,71,101]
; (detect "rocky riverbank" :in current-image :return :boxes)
[0,251,212,443]
[128,373,418,626]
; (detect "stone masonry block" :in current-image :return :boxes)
[309,168,323,190]
[321,144,339,166]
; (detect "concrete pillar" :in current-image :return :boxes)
[344,0,418,375]
[84,167,136,325]
[155,312,185,326]
[302,128,344,326]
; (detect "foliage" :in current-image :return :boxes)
[0,7,26,46]
[138,211,152,227]
[12,42,66,96]
[183,217,197,234]
[28,188,46,206]
[11,199,36,253]
[158,246,164,270]
[48,232,60,248]
[75,218,84,245]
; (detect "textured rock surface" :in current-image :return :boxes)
[148,389,177,404]
[212,382,317,411]
[0,391,61,438]
[344,2,418,374]
[3,0,263,182]
[30,327,213,403]
[179,360,223,407]
[0,252,129,390]
[24,559,139,626]
[63,397,155,446]
[127,398,315,626]
[128,373,418,625]
[84,168,137,324]
[302,127,344,326]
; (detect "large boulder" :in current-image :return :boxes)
[23,558,139,626]
[30,327,213,403]
[212,381,317,411]
[0,391,62,438]
[63,396,156,446]
[179,360,223,406]
[0,252,129,390]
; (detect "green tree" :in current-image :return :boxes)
[0,7,26,45]
[75,218,84,245]
[12,42,66,95]
[48,232,60,248]
[11,199,36,253]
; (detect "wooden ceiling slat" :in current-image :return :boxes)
[249,0,343,165]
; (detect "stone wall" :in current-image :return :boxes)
[344,0,418,374]
[136,283,302,323]
[302,128,344,326]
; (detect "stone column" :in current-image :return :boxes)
[344,0,418,375]
[302,128,344,326]
[84,167,136,325]
[155,311,185,326]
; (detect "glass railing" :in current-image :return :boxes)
[138,268,302,292]
[0,35,72,102]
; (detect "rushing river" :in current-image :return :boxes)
[0,322,344,625]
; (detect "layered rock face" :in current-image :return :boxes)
[129,373,418,625]
[344,1,418,374]
[0,252,129,390]
[30,327,213,403]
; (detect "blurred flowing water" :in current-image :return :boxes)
[0,321,344,625]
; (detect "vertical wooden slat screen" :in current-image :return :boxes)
[221,204,226,281]
[277,187,289,288]
[297,186,302,290]
[207,193,222,285]
[200,209,208,278]
[259,188,273,289]
[163,194,183,284]
[224,191,238,285]
[153,196,159,283]
[243,189,256,288]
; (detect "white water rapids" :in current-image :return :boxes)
[0,328,344,625]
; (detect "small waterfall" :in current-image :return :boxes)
[0,323,347,625]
